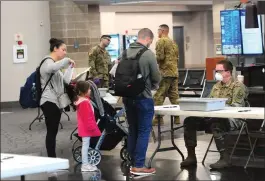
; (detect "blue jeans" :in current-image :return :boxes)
[123,98,154,168]
[82,137,91,165]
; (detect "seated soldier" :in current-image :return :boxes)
[181,60,248,169]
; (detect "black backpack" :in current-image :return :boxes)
[114,47,148,97]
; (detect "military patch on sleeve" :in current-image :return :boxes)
[235,88,244,100]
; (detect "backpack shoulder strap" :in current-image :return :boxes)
[39,57,55,93]
[134,47,148,75]
[39,57,49,68]
[121,50,127,59]
[135,47,148,61]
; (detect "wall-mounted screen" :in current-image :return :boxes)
[220,10,242,55]
[106,34,121,62]
[240,10,264,55]
[123,35,137,50]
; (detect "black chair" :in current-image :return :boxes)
[200,80,217,98]
[178,69,188,89]
[198,80,218,164]
[183,69,205,90]
[244,119,265,169]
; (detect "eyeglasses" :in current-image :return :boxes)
[215,70,228,73]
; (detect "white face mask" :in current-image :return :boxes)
[215,72,223,81]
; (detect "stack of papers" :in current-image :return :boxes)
[73,67,91,82]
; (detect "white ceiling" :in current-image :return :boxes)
[73,0,214,5]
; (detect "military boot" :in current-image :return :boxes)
[152,116,164,126]
[174,116,180,124]
[209,151,231,169]
[180,147,197,167]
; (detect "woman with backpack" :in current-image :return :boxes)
[40,38,75,158]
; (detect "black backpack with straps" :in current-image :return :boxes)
[114,47,148,97]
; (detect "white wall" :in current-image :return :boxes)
[1,1,51,102]
[101,10,213,68]
[100,12,173,52]
[173,11,214,68]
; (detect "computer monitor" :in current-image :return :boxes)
[123,35,137,50]
[240,10,264,55]
[106,34,121,62]
[220,10,243,55]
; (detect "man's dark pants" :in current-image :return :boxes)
[184,117,231,152]
[123,97,154,168]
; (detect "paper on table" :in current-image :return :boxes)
[73,67,91,82]
[109,63,118,77]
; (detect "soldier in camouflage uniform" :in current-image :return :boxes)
[88,35,112,88]
[181,60,248,169]
[153,24,180,125]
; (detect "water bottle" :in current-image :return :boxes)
[32,83,37,101]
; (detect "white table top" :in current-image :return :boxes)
[1,153,69,179]
[102,93,118,105]
[155,105,264,120]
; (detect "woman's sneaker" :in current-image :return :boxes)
[130,167,156,175]
[81,164,98,172]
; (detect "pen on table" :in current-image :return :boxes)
[163,106,178,108]
[238,110,251,112]
[1,156,14,161]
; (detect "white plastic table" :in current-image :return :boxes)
[155,105,264,120]
[1,153,69,180]
[148,105,265,167]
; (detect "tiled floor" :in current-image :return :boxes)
[3,154,265,181]
[1,105,264,180]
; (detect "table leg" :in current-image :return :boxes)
[21,175,25,181]
[170,116,184,161]
[148,115,162,168]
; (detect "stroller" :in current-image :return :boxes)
[70,80,130,166]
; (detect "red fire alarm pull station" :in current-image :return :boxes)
[14,33,23,45]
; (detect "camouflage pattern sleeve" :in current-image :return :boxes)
[107,52,112,66]
[231,83,247,107]
[88,47,97,78]
[155,39,165,63]
[175,43,179,62]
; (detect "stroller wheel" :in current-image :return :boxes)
[87,149,101,166]
[120,147,131,161]
[73,146,82,163]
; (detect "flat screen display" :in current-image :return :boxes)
[124,35,137,49]
[106,34,121,62]
[240,10,264,55]
[220,10,242,55]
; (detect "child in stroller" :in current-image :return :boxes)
[70,80,129,167]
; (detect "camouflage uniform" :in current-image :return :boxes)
[153,36,179,125]
[184,79,248,151]
[88,45,111,88]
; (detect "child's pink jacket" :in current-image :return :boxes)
[74,97,101,137]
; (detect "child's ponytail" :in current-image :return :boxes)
[73,86,80,103]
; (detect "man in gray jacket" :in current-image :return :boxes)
[122,28,161,175]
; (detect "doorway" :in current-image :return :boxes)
[173,26,185,68]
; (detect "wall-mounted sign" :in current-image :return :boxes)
[216,44,222,55]
[13,45,28,63]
